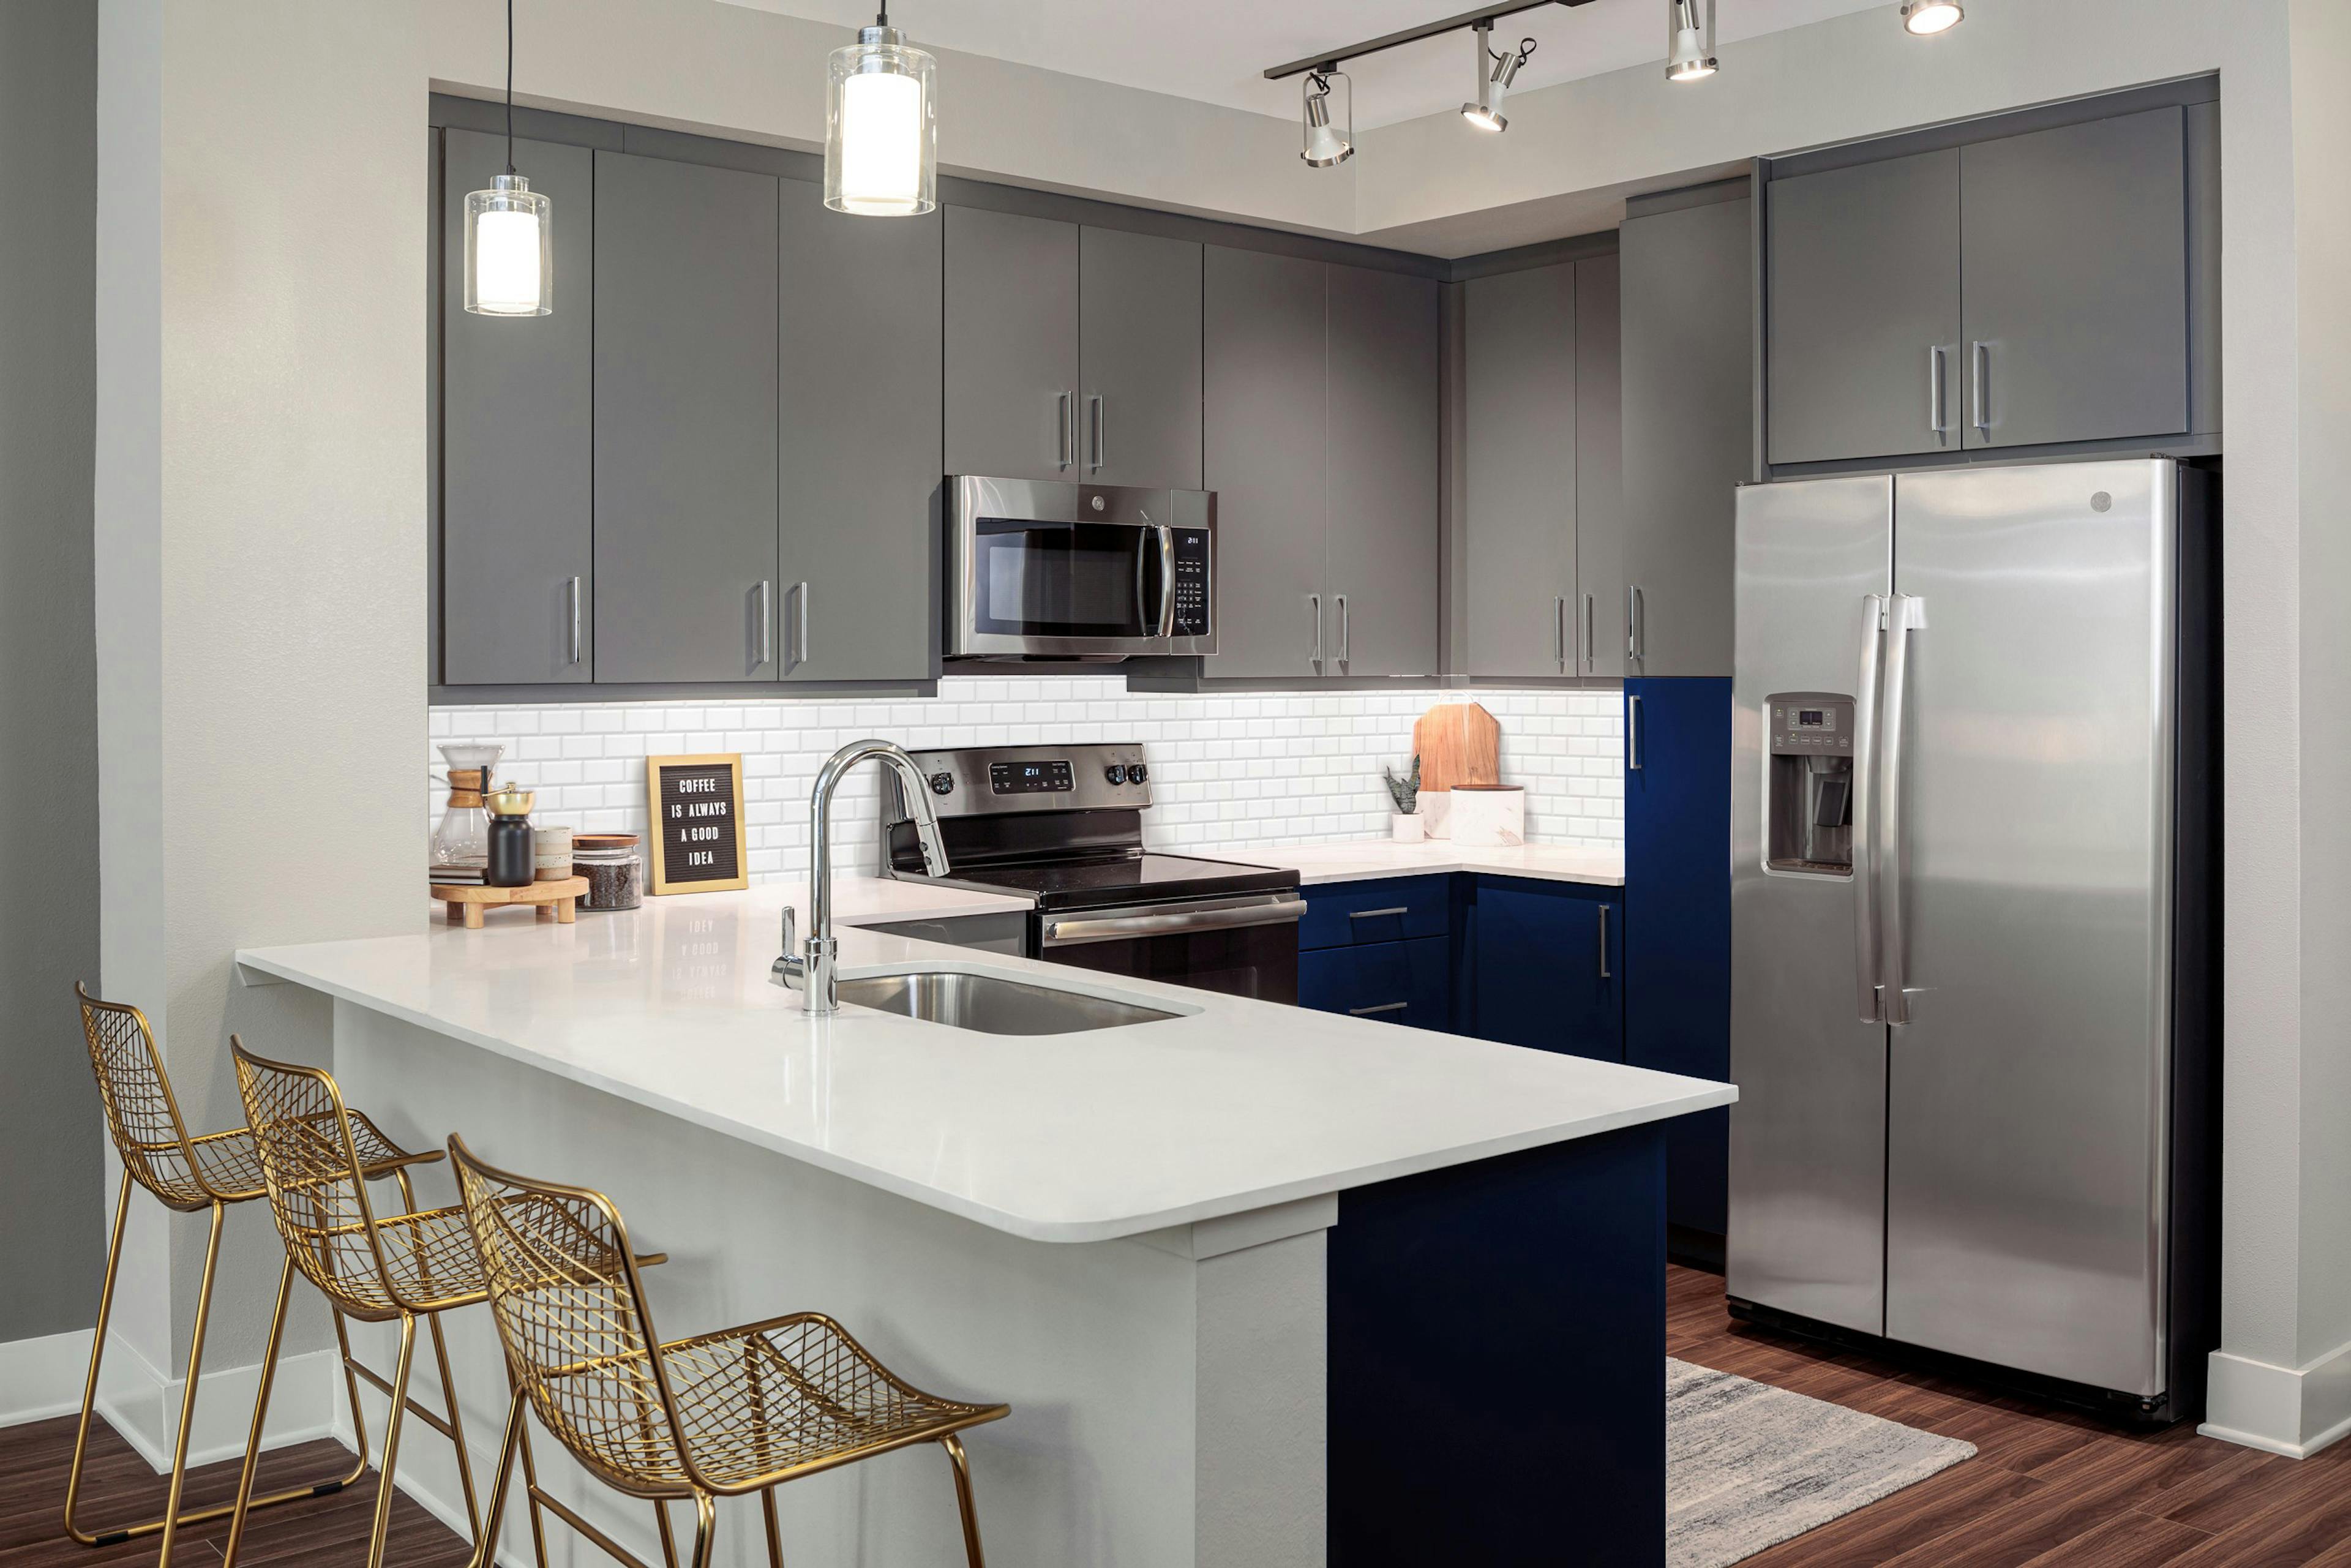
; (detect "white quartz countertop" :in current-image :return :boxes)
[1243,839,1625,887]
[239,877,1726,1245]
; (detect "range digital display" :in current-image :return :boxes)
[989,759,1074,795]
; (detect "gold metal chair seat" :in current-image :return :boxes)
[302,1204,492,1319]
[152,1111,426,1209]
[601,1312,1004,1493]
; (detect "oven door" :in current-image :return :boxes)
[1038,892,1304,1004]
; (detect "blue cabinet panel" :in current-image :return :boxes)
[1300,936,1451,1030]
[1625,677,1733,1237]
[1298,875,1451,951]
[1468,877,1623,1062]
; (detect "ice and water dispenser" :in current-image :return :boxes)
[1764,693,1856,876]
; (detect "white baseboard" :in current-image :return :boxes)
[0,1327,97,1427]
[2203,1340,2351,1459]
[88,1329,345,1474]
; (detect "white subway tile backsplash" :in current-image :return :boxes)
[429,678,1624,880]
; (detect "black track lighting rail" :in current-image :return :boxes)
[1263,0,1595,81]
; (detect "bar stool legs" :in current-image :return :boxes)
[64,1170,373,1553]
[942,1433,988,1567]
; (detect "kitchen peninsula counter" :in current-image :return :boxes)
[238,877,1729,1567]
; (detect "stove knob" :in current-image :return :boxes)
[928,773,954,796]
[1127,763,1149,784]
[1103,764,1127,786]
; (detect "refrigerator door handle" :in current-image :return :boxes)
[1852,594,1888,1024]
[1879,593,1927,1026]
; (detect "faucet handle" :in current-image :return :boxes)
[781,904,797,955]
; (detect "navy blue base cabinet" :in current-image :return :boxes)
[1625,677,1733,1241]
[1464,877,1624,1060]
[1329,1124,1666,1565]
[1295,876,1456,1031]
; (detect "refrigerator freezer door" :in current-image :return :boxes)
[1883,460,2175,1397]
[1728,475,1894,1335]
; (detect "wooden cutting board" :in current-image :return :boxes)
[1414,702,1500,791]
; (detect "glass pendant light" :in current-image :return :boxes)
[463,0,551,316]
[1462,24,1535,133]
[1302,70,1353,167]
[1667,0,1718,82]
[1901,0,1964,34]
[825,7,938,216]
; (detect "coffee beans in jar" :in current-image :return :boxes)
[572,834,643,912]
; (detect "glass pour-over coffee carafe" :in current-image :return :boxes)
[432,743,504,868]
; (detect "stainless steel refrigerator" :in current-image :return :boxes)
[1726,459,2217,1420]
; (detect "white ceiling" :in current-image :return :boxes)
[722,0,1886,130]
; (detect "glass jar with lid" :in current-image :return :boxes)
[573,834,643,912]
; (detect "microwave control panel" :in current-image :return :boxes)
[1171,528,1210,638]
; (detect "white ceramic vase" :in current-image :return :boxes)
[1391,812,1427,843]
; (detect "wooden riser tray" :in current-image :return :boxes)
[430,876,588,928]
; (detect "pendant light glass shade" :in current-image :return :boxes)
[1666,0,1717,81]
[825,23,937,216]
[1901,0,1963,34]
[1302,71,1353,167]
[464,174,552,316]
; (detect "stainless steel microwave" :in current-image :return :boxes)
[946,476,1216,660]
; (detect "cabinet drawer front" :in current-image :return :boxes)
[1300,937,1450,1030]
[1298,876,1450,950]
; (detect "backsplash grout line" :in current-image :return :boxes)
[430,679,1624,881]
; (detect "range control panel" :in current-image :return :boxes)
[1769,696,1854,756]
[1171,528,1210,638]
[988,759,1074,795]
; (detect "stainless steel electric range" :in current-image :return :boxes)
[880,743,1304,1003]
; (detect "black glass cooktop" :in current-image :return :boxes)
[937,853,1299,912]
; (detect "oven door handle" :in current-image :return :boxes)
[1041,892,1307,948]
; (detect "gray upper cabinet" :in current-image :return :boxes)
[1079,228,1203,489]
[778,179,942,685]
[1766,150,1961,467]
[1622,193,1752,679]
[1960,107,2188,450]
[441,129,594,686]
[1327,266,1439,678]
[945,206,1079,481]
[593,151,780,683]
[1572,254,1625,681]
[1204,246,1329,680]
[1463,263,1576,680]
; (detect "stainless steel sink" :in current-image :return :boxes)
[833,970,1178,1035]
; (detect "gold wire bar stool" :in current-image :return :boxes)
[224,1038,502,1568]
[66,983,438,1561]
[448,1135,1010,1568]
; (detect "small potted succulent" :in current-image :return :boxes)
[1382,756,1426,843]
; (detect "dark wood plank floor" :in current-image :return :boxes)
[7,1277,2349,1566]
[0,1413,468,1566]
[1668,1262,2351,1566]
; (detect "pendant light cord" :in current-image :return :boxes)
[504,0,516,175]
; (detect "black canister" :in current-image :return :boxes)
[485,790,537,888]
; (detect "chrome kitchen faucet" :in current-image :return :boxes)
[774,739,950,1014]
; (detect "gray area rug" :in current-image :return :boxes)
[1666,1357,1976,1568]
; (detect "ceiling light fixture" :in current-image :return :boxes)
[1301,70,1354,167]
[463,0,552,316]
[1462,24,1537,133]
[1666,0,1717,82]
[825,6,938,216]
[1900,0,1963,35]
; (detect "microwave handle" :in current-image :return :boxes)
[1155,525,1177,637]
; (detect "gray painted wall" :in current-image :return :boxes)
[0,0,103,1342]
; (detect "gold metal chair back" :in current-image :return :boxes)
[448,1135,692,1497]
[75,981,216,1209]
[231,1040,469,1320]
